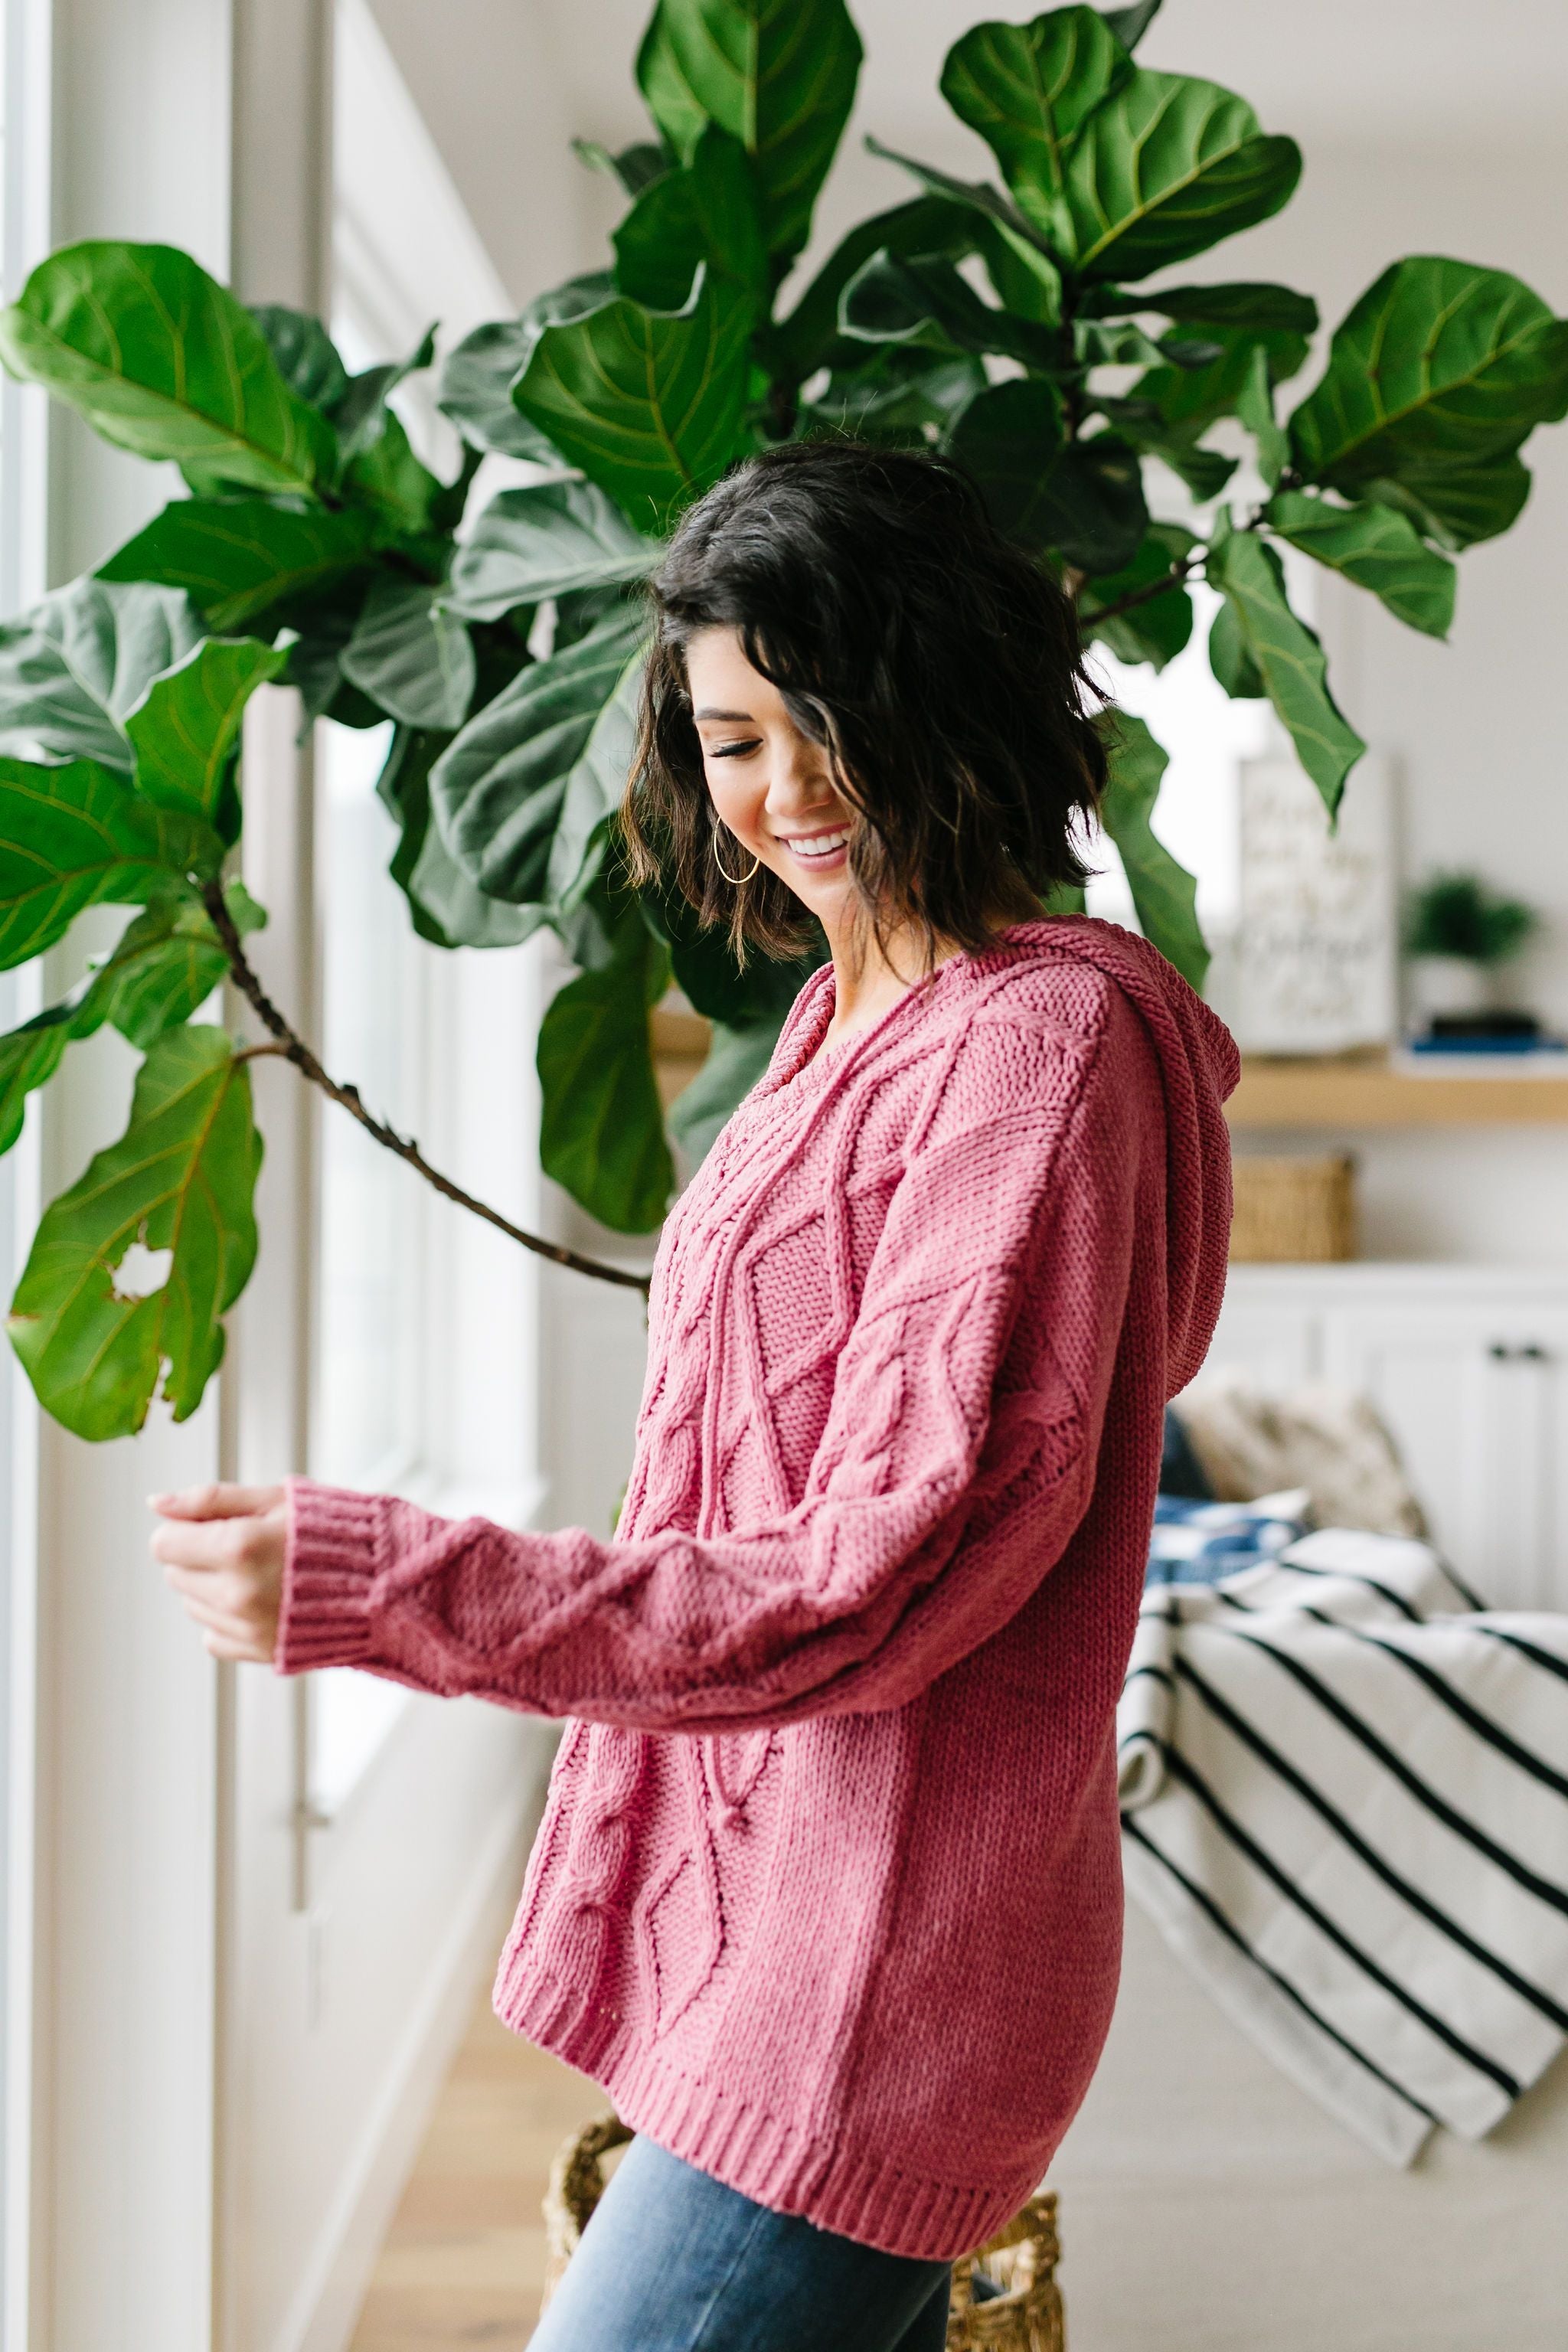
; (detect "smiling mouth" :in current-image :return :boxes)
[775,827,851,866]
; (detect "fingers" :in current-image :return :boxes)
[161,1553,281,1664]
[152,1494,286,1671]
[151,1503,285,1571]
[161,1555,266,1616]
[202,1628,274,1663]
[148,1481,286,1521]
[152,1517,256,1573]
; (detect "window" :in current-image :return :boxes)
[306,0,540,1818]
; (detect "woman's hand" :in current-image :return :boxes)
[149,1483,288,1664]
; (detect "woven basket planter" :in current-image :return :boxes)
[541,2112,1066,2350]
[1230,1152,1357,1263]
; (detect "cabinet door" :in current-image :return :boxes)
[1322,1304,1568,1612]
[1197,1284,1321,1393]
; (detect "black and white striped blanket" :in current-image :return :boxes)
[1118,1527,1568,2163]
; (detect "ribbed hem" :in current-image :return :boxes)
[276,1478,383,1675]
[493,1956,1037,2262]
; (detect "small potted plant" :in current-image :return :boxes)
[1403,871,1542,1043]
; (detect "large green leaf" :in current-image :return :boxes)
[641,881,824,1026]
[668,1016,779,1162]
[939,8,1132,244]
[949,380,1146,570]
[1263,490,1456,639]
[0,882,265,1150]
[0,580,204,772]
[1082,279,1317,333]
[1233,341,1288,490]
[770,194,975,382]
[91,884,263,1047]
[447,481,658,624]
[0,1008,76,1154]
[0,243,333,495]
[537,900,673,1233]
[573,138,671,198]
[1361,456,1531,552]
[1100,710,1207,990]
[839,249,1069,371]
[1207,598,1264,699]
[864,140,1062,288]
[1289,258,1568,495]
[1130,320,1309,439]
[640,0,863,263]
[1101,410,1236,503]
[1062,70,1300,281]
[339,579,475,731]
[1206,521,1367,815]
[1079,522,1196,669]
[374,726,539,950]
[430,606,648,910]
[330,328,436,466]
[808,345,986,446]
[125,635,286,834]
[250,305,351,413]
[1101,1,1161,44]
[340,408,445,537]
[8,1024,262,1439]
[636,7,710,162]
[614,122,768,312]
[513,271,751,534]
[0,756,222,967]
[97,498,376,632]
[438,314,583,462]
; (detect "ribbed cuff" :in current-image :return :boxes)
[276,1478,384,1675]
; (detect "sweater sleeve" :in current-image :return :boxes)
[277,994,1150,1731]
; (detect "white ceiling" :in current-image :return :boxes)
[369,0,1568,304]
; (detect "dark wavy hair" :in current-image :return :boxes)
[621,439,1106,968]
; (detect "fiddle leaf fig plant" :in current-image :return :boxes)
[1,0,1566,1439]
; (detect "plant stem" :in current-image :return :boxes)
[203,884,653,1299]
[1080,550,1204,627]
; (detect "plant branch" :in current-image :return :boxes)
[203,883,653,1298]
[1081,499,1274,629]
[1080,551,1204,628]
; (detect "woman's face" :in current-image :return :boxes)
[684,626,856,929]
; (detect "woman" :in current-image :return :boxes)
[152,442,1237,2351]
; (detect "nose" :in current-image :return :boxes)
[764,731,838,823]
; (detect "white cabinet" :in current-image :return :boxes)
[1204,1266,1568,1610]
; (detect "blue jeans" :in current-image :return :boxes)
[529,2134,953,2352]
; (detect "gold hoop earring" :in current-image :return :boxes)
[712,828,760,886]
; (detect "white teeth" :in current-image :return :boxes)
[780,828,850,859]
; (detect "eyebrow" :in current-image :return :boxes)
[692,706,755,721]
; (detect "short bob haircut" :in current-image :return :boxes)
[622,439,1106,968]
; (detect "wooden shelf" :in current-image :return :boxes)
[652,1014,1568,1130]
[1229,1055,1568,1129]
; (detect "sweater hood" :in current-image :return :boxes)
[977,916,1239,1396]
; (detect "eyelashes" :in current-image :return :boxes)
[707,738,762,760]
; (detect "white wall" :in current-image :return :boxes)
[365,0,588,307]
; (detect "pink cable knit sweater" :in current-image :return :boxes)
[279,916,1236,2259]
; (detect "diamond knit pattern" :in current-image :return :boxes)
[279,917,1237,2258]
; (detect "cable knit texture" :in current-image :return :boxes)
[279,917,1237,2258]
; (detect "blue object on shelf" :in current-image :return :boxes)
[1406,1034,1568,1056]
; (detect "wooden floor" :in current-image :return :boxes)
[347,1985,605,2350]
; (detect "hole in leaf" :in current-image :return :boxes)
[112,1241,173,1301]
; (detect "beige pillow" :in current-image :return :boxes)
[1172,1373,1429,1540]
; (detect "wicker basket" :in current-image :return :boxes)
[541,2112,1066,2350]
[1230,1152,1356,1263]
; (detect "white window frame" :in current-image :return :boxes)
[303,0,548,1826]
